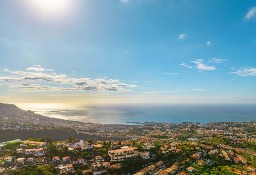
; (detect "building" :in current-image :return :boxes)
[0,167,6,175]
[108,147,138,162]
[16,158,25,166]
[95,156,104,162]
[70,140,84,148]
[4,157,13,164]
[27,158,34,164]
[139,151,150,159]
[62,156,71,164]
[24,148,45,156]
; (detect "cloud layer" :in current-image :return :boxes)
[232,68,256,77]
[181,58,228,71]
[191,59,216,71]
[0,65,136,92]
[245,6,256,20]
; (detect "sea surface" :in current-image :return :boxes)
[18,103,256,124]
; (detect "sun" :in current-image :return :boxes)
[25,0,72,17]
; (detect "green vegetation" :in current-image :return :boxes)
[7,165,57,175]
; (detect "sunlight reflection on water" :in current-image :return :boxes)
[16,103,256,124]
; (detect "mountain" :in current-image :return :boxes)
[0,103,110,142]
[0,103,86,128]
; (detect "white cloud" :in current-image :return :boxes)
[232,67,256,77]
[206,40,212,47]
[0,66,136,92]
[245,6,256,20]
[180,63,192,69]
[191,59,216,71]
[120,0,129,5]
[181,58,226,71]
[208,58,227,64]
[178,33,188,40]
[27,66,46,72]
[26,65,54,72]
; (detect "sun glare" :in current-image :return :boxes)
[26,0,72,17]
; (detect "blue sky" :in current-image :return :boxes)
[0,0,256,104]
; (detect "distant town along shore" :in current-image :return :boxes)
[0,103,256,174]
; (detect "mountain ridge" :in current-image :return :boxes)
[0,103,88,127]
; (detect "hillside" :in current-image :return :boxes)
[0,103,118,142]
[0,103,84,127]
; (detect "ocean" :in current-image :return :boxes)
[17,103,256,124]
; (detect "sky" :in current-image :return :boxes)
[0,0,256,105]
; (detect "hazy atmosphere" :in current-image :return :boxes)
[1,1,256,174]
[1,0,256,107]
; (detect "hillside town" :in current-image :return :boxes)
[0,104,256,174]
[0,121,256,174]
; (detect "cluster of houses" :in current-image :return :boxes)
[1,120,255,175]
[0,139,152,175]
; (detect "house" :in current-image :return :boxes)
[73,158,85,164]
[0,167,6,175]
[108,147,138,162]
[91,162,102,169]
[52,156,61,163]
[34,157,47,164]
[198,160,205,166]
[27,157,34,164]
[95,156,104,162]
[102,162,110,168]
[208,149,219,155]
[247,165,256,172]
[62,156,71,164]
[191,153,200,159]
[34,148,45,156]
[159,163,178,175]
[187,166,195,173]
[57,164,75,174]
[66,164,75,174]
[24,148,45,156]
[93,144,103,149]
[221,150,231,161]
[82,169,93,175]
[82,144,93,150]
[57,165,66,174]
[237,154,247,164]
[70,140,84,149]
[16,158,25,166]
[139,151,150,159]
[4,156,13,164]
[109,163,122,170]
[25,149,35,156]
[16,148,24,154]
[77,157,85,164]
